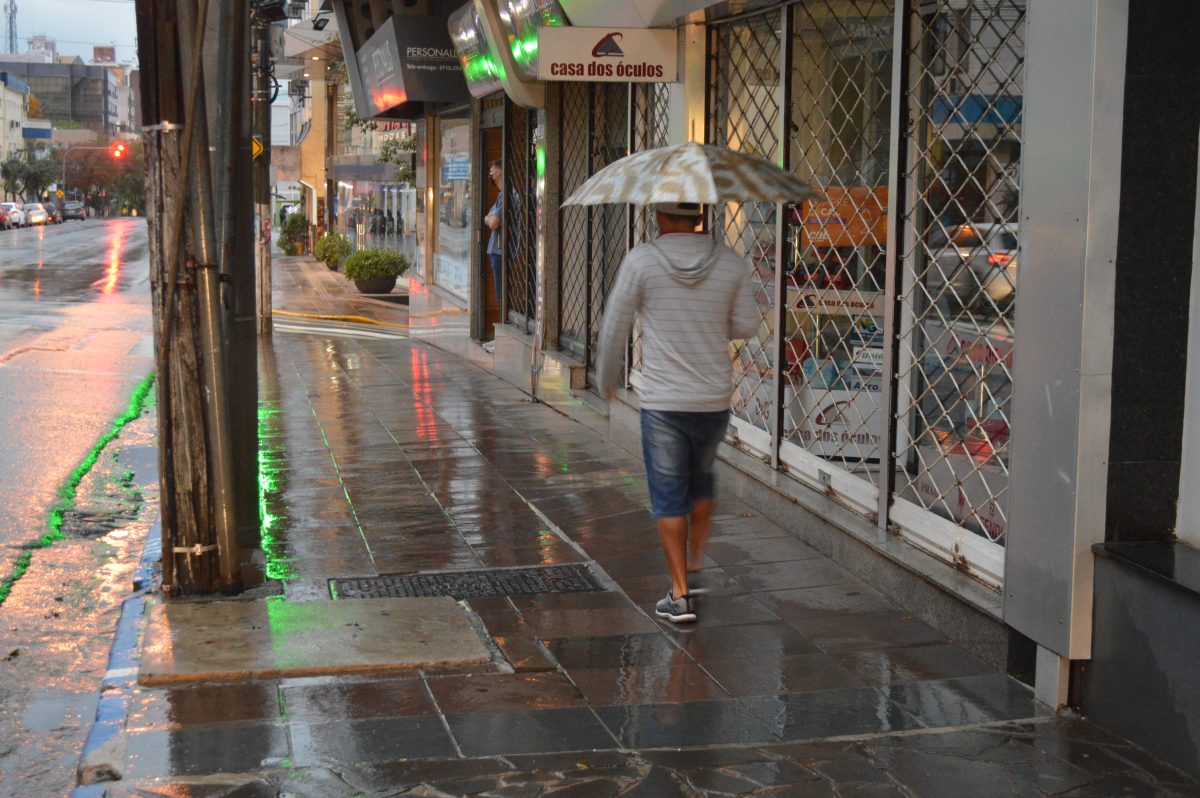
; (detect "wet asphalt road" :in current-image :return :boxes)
[0,218,153,554]
[0,218,153,795]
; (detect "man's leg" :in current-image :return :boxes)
[658,516,689,600]
[686,498,714,572]
[685,410,730,572]
[641,410,696,620]
[490,253,503,308]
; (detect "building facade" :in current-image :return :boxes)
[0,71,27,158]
[329,0,1200,777]
[0,58,118,136]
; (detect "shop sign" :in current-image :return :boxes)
[852,346,885,373]
[794,187,888,248]
[536,27,677,83]
[442,152,471,182]
[788,287,886,317]
[354,16,469,115]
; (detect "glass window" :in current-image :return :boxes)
[434,116,471,300]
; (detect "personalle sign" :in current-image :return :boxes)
[536,27,677,83]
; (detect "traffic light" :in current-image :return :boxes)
[110,141,127,160]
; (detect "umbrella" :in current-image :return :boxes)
[562,141,817,207]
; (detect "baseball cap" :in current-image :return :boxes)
[653,202,703,216]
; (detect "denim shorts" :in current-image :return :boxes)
[640,409,730,518]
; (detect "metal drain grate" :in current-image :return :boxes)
[330,564,604,600]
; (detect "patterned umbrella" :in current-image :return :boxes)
[562,142,817,206]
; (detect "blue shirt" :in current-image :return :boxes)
[486,194,502,256]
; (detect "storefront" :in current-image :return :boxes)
[327,0,1199,774]
[702,0,1023,591]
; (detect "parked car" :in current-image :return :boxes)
[22,203,49,225]
[929,222,1018,312]
[61,201,86,221]
[2,202,26,227]
[43,202,63,224]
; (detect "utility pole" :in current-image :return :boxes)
[135,0,244,595]
[254,16,273,334]
[325,79,336,236]
[216,0,261,563]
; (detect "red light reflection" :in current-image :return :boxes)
[99,222,126,294]
[371,89,407,111]
[410,347,438,442]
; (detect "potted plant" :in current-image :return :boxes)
[342,248,409,294]
[314,232,351,271]
[277,212,308,256]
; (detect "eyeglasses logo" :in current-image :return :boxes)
[591,32,624,58]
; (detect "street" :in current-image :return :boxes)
[0,218,155,795]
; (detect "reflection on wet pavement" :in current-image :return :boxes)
[69,254,1200,795]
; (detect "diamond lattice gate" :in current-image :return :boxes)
[505,101,539,333]
[707,0,1025,589]
[558,83,645,374]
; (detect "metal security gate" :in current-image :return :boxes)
[708,0,1025,590]
[558,83,629,369]
[628,83,672,382]
[504,101,538,333]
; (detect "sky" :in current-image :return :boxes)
[12,0,139,64]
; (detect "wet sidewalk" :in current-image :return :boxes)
[73,260,1200,797]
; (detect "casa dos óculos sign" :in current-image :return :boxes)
[537,27,678,83]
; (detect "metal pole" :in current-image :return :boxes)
[217,0,260,558]
[770,4,793,472]
[876,0,915,538]
[324,79,336,237]
[177,0,242,594]
[254,19,273,334]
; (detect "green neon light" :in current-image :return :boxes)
[0,371,156,607]
[257,403,296,582]
[536,142,546,180]
[464,55,504,83]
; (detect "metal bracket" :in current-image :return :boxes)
[172,543,218,555]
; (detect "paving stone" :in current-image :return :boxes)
[425,671,586,713]
[289,716,458,765]
[280,677,435,720]
[445,707,618,756]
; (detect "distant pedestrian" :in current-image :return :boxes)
[596,202,759,624]
[279,204,288,227]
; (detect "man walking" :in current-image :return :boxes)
[596,202,759,623]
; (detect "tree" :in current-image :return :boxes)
[1,156,21,201]
[58,139,146,211]
[378,134,416,184]
[27,94,42,119]
[0,147,59,201]
[22,150,58,200]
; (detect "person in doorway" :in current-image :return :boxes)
[596,202,759,624]
[483,160,504,307]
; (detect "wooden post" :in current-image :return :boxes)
[136,0,242,595]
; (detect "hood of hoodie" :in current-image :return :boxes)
[646,233,723,286]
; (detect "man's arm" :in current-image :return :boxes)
[730,259,761,340]
[596,256,641,400]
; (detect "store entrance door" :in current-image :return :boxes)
[480,126,503,340]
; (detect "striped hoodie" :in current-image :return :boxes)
[596,233,760,412]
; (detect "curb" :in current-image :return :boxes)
[72,517,159,792]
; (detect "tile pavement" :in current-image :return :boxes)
[71,262,1200,796]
